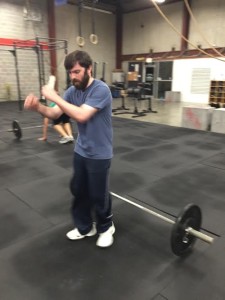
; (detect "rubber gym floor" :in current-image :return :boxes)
[0,101,225,300]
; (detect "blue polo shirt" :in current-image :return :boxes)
[64,79,113,159]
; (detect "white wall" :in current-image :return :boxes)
[172,57,225,103]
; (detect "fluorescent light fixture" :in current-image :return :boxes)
[152,0,166,3]
[83,5,113,14]
[146,57,153,63]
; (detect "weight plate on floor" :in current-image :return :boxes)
[170,203,202,256]
[12,120,22,139]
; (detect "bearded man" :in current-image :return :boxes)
[24,50,115,248]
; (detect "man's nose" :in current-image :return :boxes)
[70,73,77,79]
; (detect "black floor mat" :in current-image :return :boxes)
[0,101,225,300]
[0,200,208,300]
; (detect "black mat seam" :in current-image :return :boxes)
[152,294,168,300]
[6,188,56,226]
[200,162,225,171]
[0,220,71,254]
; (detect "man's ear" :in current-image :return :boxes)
[88,65,92,76]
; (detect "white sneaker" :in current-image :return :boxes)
[96,223,115,248]
[66,224,97,240]
[68,135,74,142]
[59,136,70,144]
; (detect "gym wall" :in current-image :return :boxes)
[0,0,116,102]
[189,0,225,49]
[172,58,225,103]
[123,2,183,55]
[0,0,50,102]
[1,0,225,104]
[122,0,225,54]
[54,3,116,95]
[121,0,225,103]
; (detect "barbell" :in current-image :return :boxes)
[0,120,44,140]
[1,76,57,140]
[110,192,214,256]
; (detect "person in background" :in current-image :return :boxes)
[38,102,74,144]
[38,116,49,141]
[24,50,114,248]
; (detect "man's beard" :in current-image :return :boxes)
[72,70,90,91]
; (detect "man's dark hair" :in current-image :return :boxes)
[64,50,93,70]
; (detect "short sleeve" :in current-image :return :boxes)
[85,85,112,110]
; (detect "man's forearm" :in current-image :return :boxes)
[37,103,61,119]
[41,88,96,123]
[53,96,95,123]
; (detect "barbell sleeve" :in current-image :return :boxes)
[185,227,214,244]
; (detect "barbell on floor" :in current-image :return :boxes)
[1,76,57,140]
[110,192,214,256]
[0,120,43,140]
